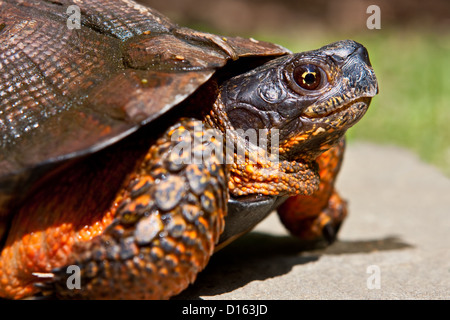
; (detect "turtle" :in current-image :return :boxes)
[0,0,378,299]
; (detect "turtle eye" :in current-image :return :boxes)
[293,64,323,90]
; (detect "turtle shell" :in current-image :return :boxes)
[0,0,289,216]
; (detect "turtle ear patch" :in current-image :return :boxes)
[227,106,268,131]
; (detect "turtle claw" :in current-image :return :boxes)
[322,221,342,245]
[322,222,336,244]
[32,268,66,298]
[22,293,54,300]
[33,281,52,290]
[32,281,56,298]
[32,272,55,280]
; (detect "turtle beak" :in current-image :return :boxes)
[325,40,379,97]
[347,43,379,97]
[353,44,372,67]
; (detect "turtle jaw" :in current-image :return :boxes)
[277,96,373,162]
[302,96,372,131]
[303,96,371,120]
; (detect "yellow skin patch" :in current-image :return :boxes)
[278,126,337,157]
[228,159,319,197]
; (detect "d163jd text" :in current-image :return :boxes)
[227,304,267,316]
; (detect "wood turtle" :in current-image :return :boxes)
[0,0,378,299]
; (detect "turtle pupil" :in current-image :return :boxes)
[304,72,316,85]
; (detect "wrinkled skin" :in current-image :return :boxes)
[0,0,378,299]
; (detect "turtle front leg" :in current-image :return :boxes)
[277,138,347,246]
[37,119,227,299]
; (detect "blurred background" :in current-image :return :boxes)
[140,0,450,175]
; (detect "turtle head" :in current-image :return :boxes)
[215,40,378,161]
[207,40,378,197]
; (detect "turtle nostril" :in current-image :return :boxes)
[354,45,372,67]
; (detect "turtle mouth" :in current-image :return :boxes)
[301,97,371,129]
[302,97,371,119]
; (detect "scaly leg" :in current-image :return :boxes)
[0,119,227,299]
[277,138,347,246]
